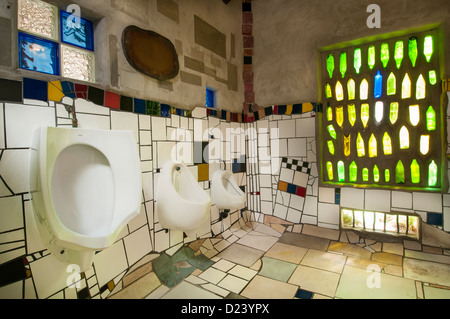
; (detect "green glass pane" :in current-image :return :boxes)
[385,169,390,182]
[344,134,351,156]
[338,161,345,182]
[357,132,365,157]
[327,125,337,139]
[402,73,411,99]
[340,51,347,78]
[424,35,434,63]
[383,132,392,155]
[409,104,420,126]
[368,45,376,70]
[387,72,396,95]
[336,106,344,128]
[373,165,380,183]
[429,70,437,85]
[428,160,438,187]
[347,78,355,100]
[400,126,409,149]
[349,161,358,182]
[416,74,426,100]
[360,79,369,100]
[369,134,377,158]
[408,37,418,67]
[326,54,335,79]
[336,81,344,101]
[394,40,404,69]
[411,159,420,184]
[326,162,334,181]
[327,140,335,155]
[362,168,369,182]
[361,103,369,128]
[380,43,390,69]
[354,48,362,74]
[325,83,332,98]
[426,106,436,131]
[390,102,399,124]
[348,103,356,126]
[396,161,405,184]
[327,105,333,121]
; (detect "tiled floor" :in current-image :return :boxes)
[108,218,450,299]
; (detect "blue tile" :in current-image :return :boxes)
[295,289,314,299]
[23,77,48,101]
[427,212,442,226]
[287,184,297,194]
[160,104,171,117]
[134,98,146,114]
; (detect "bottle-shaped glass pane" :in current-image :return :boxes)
[375,101,384,123]
[327,140,335,155]
[409,104,420,126]
[429,70,437,85]
[387,72,396,95]
[402,73,411,99]
[357,132,365,157]
[408,36,418,67]
[424,35,434,63]
[340,51,347,78]
[390,102,399,124]
[336,81,344,101]
[383,132,393,155]
[368,45,376,70]
[369,134,377,158]
[325,83,332,98]
[336,106,344,128]
[385,169,390,182]
[396,160,405,184]
[362,168,369,182]
[416,74,426,100]
[338,161,345,182]
[327,125,337,139]
[326,162,334,181]
[400,126,410,149]
[348,103,356,126]
[326,54,334,79]
[394,40,404,69]
[327,105,333,121]
[428,160,438,187]
[374,70,383,98]
[354,48,362,74]
[373,165,380,183]
[344,134,351,156]
[361,103,370,128]
[380,43,390,69]
[420,135,430,155]
[349,161,358,182]
[426,106,436,131]
[360,79,369,100]
[347,78,356,100]
[411,159,420,184]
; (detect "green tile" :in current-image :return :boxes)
[258,257,297,283]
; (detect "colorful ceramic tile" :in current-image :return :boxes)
[292,104,302,114]
[23,77,48,101]
[61,81,75,98]
[295,289,314,299]
[0,78,22,102]
[265,106,273,116]
[287,184,297,194]
[88,86,104,106]
[278,181,288,192]
[134,98,146,114]
[120,95,133,112]
[285,105,293,115]
[75,84,88,99]
[427,212,443,226]
[0,256,29,287]
[104,91,120,109]
[302,102,314,113]
[296,187,306,198]
[198,163,209,182]
[48,81,65,102]
[160,104,171,117]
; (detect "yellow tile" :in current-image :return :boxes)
[48,81,65,102]
[285,105,293,115]
[198,164,209,182]
[302,102,314,113]
[278,181,288,192]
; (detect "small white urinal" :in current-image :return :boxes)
[29,127,142,272]
[156,162,211,234]
[212,170,246,211]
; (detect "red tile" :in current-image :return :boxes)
[296,187,306,198]
[104,91,120,109]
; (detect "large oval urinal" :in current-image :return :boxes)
[212,170,246,210]
[156,162,211,233]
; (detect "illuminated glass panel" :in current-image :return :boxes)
[356,133,365,157]
[411,159,420,184]
[327,125,337,139]
[375,101,384,123]
[338,161,345,182]
[18,0,59,41]
[354,48,362,74]
[335,81,344,101]
[325,83,332,98]
[18,32,59,75]
[416,74,426,100]
[396,160,405,184]
[326,54,334,79]
[420,135,430,155]
[368,45,376,70]
[374,70,383,98]
[429,161,438,187]
[327,141,335,155]
[402,73,411,99]
[361,103,370,128]
[344,134,351,156]
[390,102,399,124]
[373,165,380,182]
[327,106,333,121]
[61,44,95,83]
[387,72,396,95]
[400,126,410,149]
[383,132,392,155]
[336,106,344,127]
[60,10,94,51]
[385,169,390,183]
[394,40,404,69]
[340,51,347,78]
[368,134,377,158]
[409,104,420,126]
[349,161,358,182]
[409,36,418,67]
[347,78,356,100]
[424,35,434,63]
[348,104,356,126]
[327,162,334,180]
[426,106,436,131]
[362,168,369,182]
[429,70,437,85]
[360,79,369,100]
[380,43,390,68]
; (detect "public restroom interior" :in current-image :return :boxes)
[0,0,450,300]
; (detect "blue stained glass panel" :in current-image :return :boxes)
[60,10,94,51]
[206,87,216,108]
[18,32,59,76]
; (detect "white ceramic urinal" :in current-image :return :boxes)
[156,162,211,233]
[212,170,246,211]
[29,127,142,272]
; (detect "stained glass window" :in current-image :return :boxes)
[17,0,95,83]
[320,29,445,191]
[206,87,216,108]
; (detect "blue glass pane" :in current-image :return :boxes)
[60,10,94,51]
[206,88,215,108]
[18,32,59,76]
[374,70,383,99]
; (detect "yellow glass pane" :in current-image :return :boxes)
[348,104,356,126]
[347,78,356,100]
[357,132,365,157]
[336,106,344,128]
[360,79,369,100]
[402,73,411,99]
[369,134,377,158]
[383,132,392,155]
[361,103,369,128]
[336,81,344,101]
[344,134,351,156]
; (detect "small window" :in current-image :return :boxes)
[206,87,216,108]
